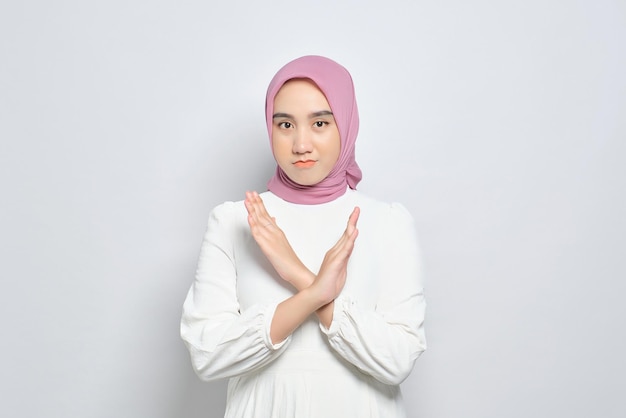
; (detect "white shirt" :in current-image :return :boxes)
[181,189,426,417]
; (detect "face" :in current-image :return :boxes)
[272,79,341,186]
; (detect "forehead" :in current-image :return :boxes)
[273,78,331,109]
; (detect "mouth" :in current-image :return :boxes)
[293,160,316,168]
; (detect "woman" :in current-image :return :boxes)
[181,55,426,417]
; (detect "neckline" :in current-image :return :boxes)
[263,187,355,208]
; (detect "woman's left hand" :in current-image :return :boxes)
[310,206,360,306]
[244,191,314,290]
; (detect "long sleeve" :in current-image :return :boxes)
[320,202,427,385]
[180,202,291,381]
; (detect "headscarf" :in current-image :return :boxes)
[265,55,362,204]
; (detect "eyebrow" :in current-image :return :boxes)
[272,110,334,119]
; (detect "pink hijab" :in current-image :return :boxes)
[266,55,362,204]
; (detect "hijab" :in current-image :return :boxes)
[266,55,362,204]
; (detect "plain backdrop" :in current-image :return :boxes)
[1,1,624,417]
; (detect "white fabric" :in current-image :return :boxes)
[181,189,426,417]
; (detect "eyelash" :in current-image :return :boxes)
[277,121,329,129]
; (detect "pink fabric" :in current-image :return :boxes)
[265,55,362,204]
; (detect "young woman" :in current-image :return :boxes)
[181,55,426,417]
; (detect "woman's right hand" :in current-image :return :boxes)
[245,191,314,290]
[312,207,360,305]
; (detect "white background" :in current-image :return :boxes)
[1,1,624,417]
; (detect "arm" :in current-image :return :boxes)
[180,202,291,381]
[244,191,358,339]
[181,196,361,381]
[320,203,427,385]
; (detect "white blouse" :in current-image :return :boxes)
[181,189,426,417]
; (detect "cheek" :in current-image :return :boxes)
[327,133,341,164]
[271,135,291,161]
[271,132,282,153]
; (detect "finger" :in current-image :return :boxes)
[338,207,360,241]
[245,193,268,231]
[346,206,360,233]
[343,213,360,246]
[350,206,360,225]
[246,192,271,228]
[245,191,265,217]
[244,191,254,214]
[347,228,359,246]
[247,213,256,228]
[331,226,359,259]
[250,192,272,221]
[249,213,272,233]
[250,197,281,237]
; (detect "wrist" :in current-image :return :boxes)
[299,284,330,311]
[289,267,315,291]
[308,280,336,307]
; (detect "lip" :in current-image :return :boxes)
[293,160,316,168]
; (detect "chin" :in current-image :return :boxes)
[280,166,329,187]
[289,174,324,187]
[294,179,320,187]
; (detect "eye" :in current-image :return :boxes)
[278,121,292,129]
[314,121,328,128]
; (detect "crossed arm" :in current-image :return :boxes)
[244,191,360,344]
[182,194,426,383]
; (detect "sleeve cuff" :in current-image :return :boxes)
[261,302,291,350]
[319,296,355,339]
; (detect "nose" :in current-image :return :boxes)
[292,128,313,154]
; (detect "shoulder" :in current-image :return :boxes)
[208,200,242,218]
[351,191,415,225]
[200,200,251,250]
[352,193,421,262]
[206,199,248,229]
